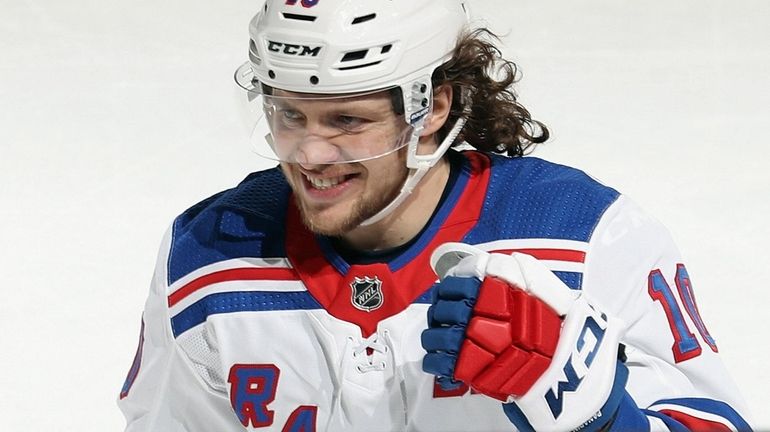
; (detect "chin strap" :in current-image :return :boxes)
[359,113,468,226]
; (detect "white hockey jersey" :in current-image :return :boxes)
[119,151,752,431]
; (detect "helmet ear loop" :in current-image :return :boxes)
[407,98,470,170]
[402,78,437,170]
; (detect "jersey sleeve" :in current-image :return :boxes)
[581,195,753,431]
[117,225,244,432]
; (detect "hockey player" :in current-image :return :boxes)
[119,1,753,431]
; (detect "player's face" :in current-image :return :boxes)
[277,90,410,235]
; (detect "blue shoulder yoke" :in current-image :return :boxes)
[167,167,292,286]
[465,154,619,243]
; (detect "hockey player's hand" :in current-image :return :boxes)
[421,243,629,432]
[421,247,562,400]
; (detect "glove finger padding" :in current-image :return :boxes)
[422,275,480,387]
[425,243,627,432]
[454,276,561,401]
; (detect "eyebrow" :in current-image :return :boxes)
[274,98,393,118]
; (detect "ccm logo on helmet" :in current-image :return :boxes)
[267,40,321,57]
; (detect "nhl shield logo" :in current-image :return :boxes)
[350,276,384,312]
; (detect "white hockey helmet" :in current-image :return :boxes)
[238,0,469,113]
[235,0,471,224]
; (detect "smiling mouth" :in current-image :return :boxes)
[304,173,357,190]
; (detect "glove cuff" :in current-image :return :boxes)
[502,360,629,432]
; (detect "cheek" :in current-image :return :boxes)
[363,154,408,191]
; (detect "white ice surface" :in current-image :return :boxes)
[1,0,768,430]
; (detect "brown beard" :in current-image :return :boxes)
[294,168,407,236]
[295,180,401,236]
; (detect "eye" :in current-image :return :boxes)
[278,109,305,128]
[282,109,303,120]
[333,115,367,131]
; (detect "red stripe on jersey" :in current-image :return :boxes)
[168,267,299,307]
[491,248,586,263]
[658,409,732,431]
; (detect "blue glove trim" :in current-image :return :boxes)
[578,360,629,432]
[436,276,481,300]
[429,299,474,326]
[421,326,465,353]
[608,392,650,431]
[501,402,536,432]
[422,352,458,377]
[422,276,481,392]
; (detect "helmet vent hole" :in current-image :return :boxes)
[310,75,319,85]
[268,70,276,79]
[351,13,376,25]
[341,50,368,62]
[381,44,392,54]
[338,61,382,71]
[282,13,317,22]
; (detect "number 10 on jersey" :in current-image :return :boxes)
[648,264,718,363]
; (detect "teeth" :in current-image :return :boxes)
[306,174,345,190]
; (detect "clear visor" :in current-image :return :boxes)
[235,63,414,165]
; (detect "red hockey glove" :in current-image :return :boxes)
[423,273,562,400]
[422,243,628,432]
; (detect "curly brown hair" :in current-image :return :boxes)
[432,28,549,157]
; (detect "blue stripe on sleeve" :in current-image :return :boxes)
[651,397,752,431]
[171,291,322,337]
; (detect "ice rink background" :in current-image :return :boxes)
[1,0,768,430]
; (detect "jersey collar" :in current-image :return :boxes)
[285,151,491,336]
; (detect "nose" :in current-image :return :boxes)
[293,134,342,167]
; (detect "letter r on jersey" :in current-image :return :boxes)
[228,364,281,428]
